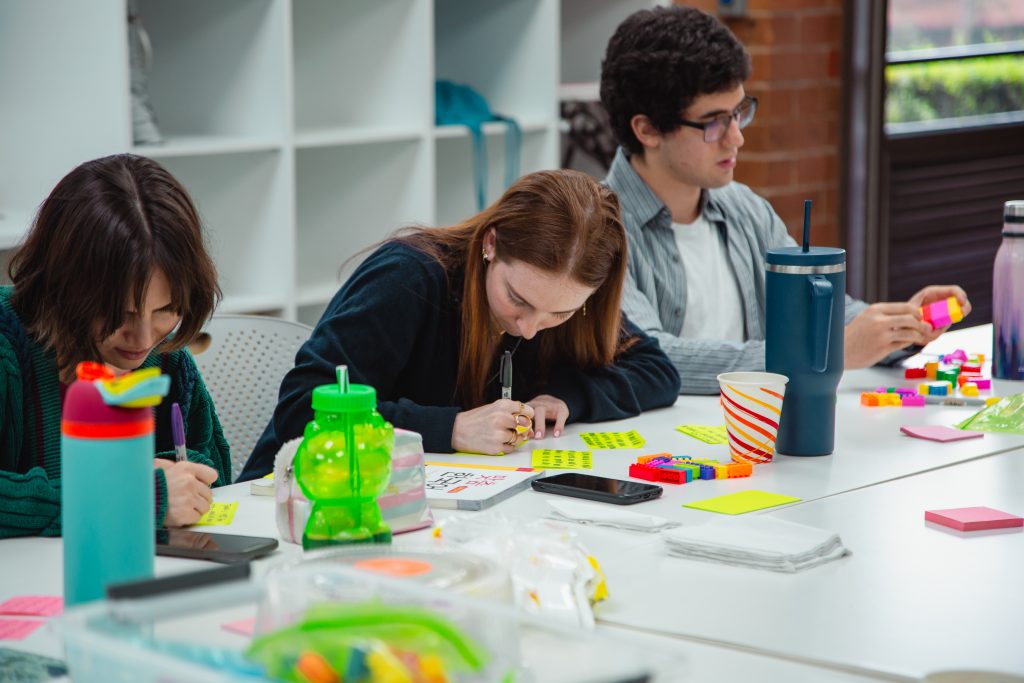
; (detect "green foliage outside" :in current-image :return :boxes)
[886,55,1024,123]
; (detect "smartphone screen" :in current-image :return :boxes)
[532,472,662,505]
[156,529,278,563]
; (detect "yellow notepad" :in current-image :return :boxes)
[532,449,593,469]
[683,490,800,515]
[676,424,729,444]
[194,502,238,526]
[579,430,645,449]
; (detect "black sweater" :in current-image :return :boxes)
[238,242,680,481]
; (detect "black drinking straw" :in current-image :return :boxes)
[802,199,812,253]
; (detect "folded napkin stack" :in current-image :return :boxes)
[662,516,850,572]
[547,499,680,533]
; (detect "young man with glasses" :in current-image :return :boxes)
[601,6,970,394]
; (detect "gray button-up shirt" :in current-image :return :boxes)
[605,148,866,394]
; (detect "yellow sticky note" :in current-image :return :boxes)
[194,502,238,526]
[683,490,800,515]
[579,430,645,449]
[532,449,593,470]
[675,425,729,444]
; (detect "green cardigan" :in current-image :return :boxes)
[0,286,231,539]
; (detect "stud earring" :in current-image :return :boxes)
[582,302,587,317]
[481,247,488,262]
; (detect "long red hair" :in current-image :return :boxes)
[395,170,628,407]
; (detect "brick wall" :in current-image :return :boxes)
[682,0,845,247]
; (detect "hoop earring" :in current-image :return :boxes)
[582,302,587,317]
[481,248,488,262]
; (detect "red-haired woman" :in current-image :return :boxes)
[240,170,679,480]
[0,154,230,538]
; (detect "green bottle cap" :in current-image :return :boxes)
[311,366,376,413]
[311,382,376,413]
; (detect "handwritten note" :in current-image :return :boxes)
[194,502,238,526]
[0,619,45,641]
[579,430,645,449]
[676,425,729,444]
[683,490,801,515]
[0,596,63,617]
[532,449,593,470]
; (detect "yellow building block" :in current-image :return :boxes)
[925,362,938,379]
[961,383,979,397]
[946,296,964,323]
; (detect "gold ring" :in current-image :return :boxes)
[515,413,531,427]
[504,434,517,447]
[518,401,525,413]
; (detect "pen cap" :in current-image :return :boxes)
[171,403,185,444]
[311,382,376,413]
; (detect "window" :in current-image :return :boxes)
[885,0,1024,133]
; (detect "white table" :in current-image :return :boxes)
[592,449,1024,679]
[2,324,1022,681]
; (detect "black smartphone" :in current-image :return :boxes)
[531,472,662,505]
[156,529,278,564]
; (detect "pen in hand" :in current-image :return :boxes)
[171,402,187,462]
[501,350,513,400]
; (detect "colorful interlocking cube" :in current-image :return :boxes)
[920,297,965,330]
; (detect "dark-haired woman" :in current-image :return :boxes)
[0,154,230,538]
[239,169,679,481]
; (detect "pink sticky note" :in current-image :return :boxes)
[925,506,1024,531]
[0,619,45,640]
[0,595,63,617]
[900,425,984,443]
[221,617,256,637]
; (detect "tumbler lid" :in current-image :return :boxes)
[1005,200,1024,224]
[766,246,846,267]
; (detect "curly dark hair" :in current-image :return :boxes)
[600,6,751,157]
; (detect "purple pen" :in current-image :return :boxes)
[171,402,187,462]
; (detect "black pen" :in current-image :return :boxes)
[501,350,512,400]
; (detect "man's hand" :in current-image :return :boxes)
[844,285,970,369]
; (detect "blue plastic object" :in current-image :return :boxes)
[765,245,846,456]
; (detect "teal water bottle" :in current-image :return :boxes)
[293,366,394,550]
[62,362,170,605]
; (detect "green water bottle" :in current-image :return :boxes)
[294,366,393,549]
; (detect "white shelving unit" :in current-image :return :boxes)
[1,0,647,323]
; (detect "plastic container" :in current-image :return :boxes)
[293,367,394,549]
[993,200,1024,380]
[62,362,170,606]
[58,549,680,682]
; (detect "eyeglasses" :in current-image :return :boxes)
[677,96,758,143]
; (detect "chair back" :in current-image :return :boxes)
[191,314,312,481]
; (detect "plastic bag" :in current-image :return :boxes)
[957,393,1024,433]
[432,514,607,629]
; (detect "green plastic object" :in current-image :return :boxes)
[246,603,491,683]
[293,366,394,549]
[957,393,1024,433]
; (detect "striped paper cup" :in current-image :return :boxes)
[717,372,789,464]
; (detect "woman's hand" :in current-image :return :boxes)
[452,399,535,455]
[156,460,218,527]
[527,394,569,439]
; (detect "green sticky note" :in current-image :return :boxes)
[194,501,238,526]
[676,424,729,444]
[579,430,645,449]
[683,490,800,515]
[532,449,593,470]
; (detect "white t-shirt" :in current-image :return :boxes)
[673,214,745,341]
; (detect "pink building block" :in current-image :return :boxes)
[974,378,992,390]
[901,395,925,407]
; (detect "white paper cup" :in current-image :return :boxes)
[717,372,789,464]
